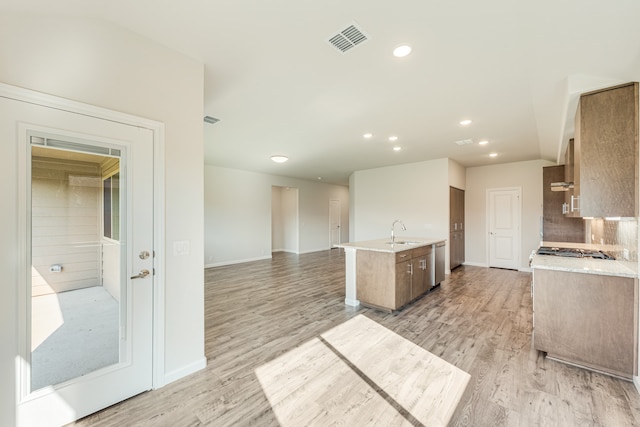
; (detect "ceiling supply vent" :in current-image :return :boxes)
[327,22,369,53]
[455,139,474,146]
[204,116,220,125]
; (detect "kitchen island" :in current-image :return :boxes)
[530,241,639,379]
[337,237,446,311]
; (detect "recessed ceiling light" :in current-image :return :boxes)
[478,140,489,145]
[317,177,323,180]
[270,155,289,163]
[393,146,402,151]
[489,153,498,157]
[363,133,373,139]
[389,136,398,141]
[393,45,412,58]
[460,119,472,126]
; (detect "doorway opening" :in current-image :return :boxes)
[329,199,341,247]
[271,186,299,254]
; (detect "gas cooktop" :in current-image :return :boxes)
[536,246,615,260]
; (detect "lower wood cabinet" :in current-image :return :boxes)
[533,269,638,379]
[357,246,433,311]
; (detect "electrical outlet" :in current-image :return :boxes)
[623,249,629,260]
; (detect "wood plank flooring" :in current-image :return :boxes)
[73,250,640,426]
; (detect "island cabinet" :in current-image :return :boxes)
[533,269,638,379]
[356,246,433,311]
[572,82,639,218]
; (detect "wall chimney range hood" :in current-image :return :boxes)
[550,181,574,192]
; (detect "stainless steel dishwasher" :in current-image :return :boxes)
[434,241,446,286]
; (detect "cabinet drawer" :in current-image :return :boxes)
[395,250,411,263]
[411,245,431,258]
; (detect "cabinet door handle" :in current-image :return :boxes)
[562,202,568,215]
[420,259,426,270]
[571,195,580,212]
[408,264,413,275]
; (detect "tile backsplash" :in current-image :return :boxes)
[588,218,638,261]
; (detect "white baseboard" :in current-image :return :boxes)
[345,298,360,307]
[161,357,207,387]
[298,247,331,254]
[205,255,271,268]
[634,376,640,395]
[462,261,488,268]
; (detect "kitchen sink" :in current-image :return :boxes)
[386,240,421,245]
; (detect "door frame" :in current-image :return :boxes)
[485,187,522,269]
[329,199,341,247]
[5,82,167,396]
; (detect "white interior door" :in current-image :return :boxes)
[329,199,341,247]
[4,96,154,427]
[488,188,521,270]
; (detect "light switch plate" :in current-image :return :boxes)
[173,240,190,256]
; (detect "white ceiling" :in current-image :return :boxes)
[4,1,640,185]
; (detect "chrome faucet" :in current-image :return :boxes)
[391,220,406,243]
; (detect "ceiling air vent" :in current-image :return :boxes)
[327,23,369,53]
[455,139,474,146]
[204,116,220,125]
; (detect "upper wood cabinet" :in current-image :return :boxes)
[573,82,639,218]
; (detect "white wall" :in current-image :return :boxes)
[466,159,555,270]
[350,158,451,267]
[204,165,349,266]
[0,13,205,425]
[448,158,466,190]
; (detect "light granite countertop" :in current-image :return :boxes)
[336,237,446,253]
[530,241,638,278]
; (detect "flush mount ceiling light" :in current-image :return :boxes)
[489,152,498,157]
[388,136,398,141]
[478,140,489,145]
[459,119,472,126]
[393,44,412,57]
[455,139,474,146]
[393,146,402,151]
[270,155,289,163]
[363,133,373,139]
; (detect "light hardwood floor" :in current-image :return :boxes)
[73,250,640,426]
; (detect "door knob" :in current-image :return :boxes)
[131,269,150,279]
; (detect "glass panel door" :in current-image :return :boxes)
[29,138,123,392]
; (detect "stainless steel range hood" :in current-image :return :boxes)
[550,181,574,192]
